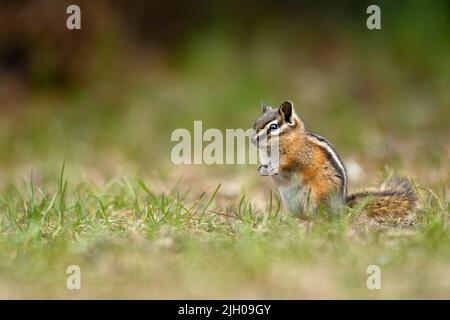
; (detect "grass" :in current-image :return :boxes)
[0,162,448,299]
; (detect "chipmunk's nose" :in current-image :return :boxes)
[251,131,258,145]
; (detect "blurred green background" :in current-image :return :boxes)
[0,0,448,187]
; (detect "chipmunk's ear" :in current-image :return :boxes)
[261,101,271,113]
[279,100,295,125]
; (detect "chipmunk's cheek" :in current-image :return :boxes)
[254,132,269,148]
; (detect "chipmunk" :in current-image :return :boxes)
[252,100,417,218]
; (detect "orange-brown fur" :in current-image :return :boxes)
[277,125,342,206]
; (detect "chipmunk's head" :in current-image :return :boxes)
[252,100,304,147]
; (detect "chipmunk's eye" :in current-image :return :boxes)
[268,123,278,131]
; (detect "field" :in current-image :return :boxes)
[0,1,449,299]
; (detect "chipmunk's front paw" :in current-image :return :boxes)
[266,163,279,176]
[258,164,278,176]
[258,165,269,176]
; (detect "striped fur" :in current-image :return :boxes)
[306,131,347,197]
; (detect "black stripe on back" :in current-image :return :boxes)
[307,131,346,174]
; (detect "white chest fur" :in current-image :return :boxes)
[272,173,312,216]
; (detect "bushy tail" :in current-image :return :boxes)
[345,177,417,218]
